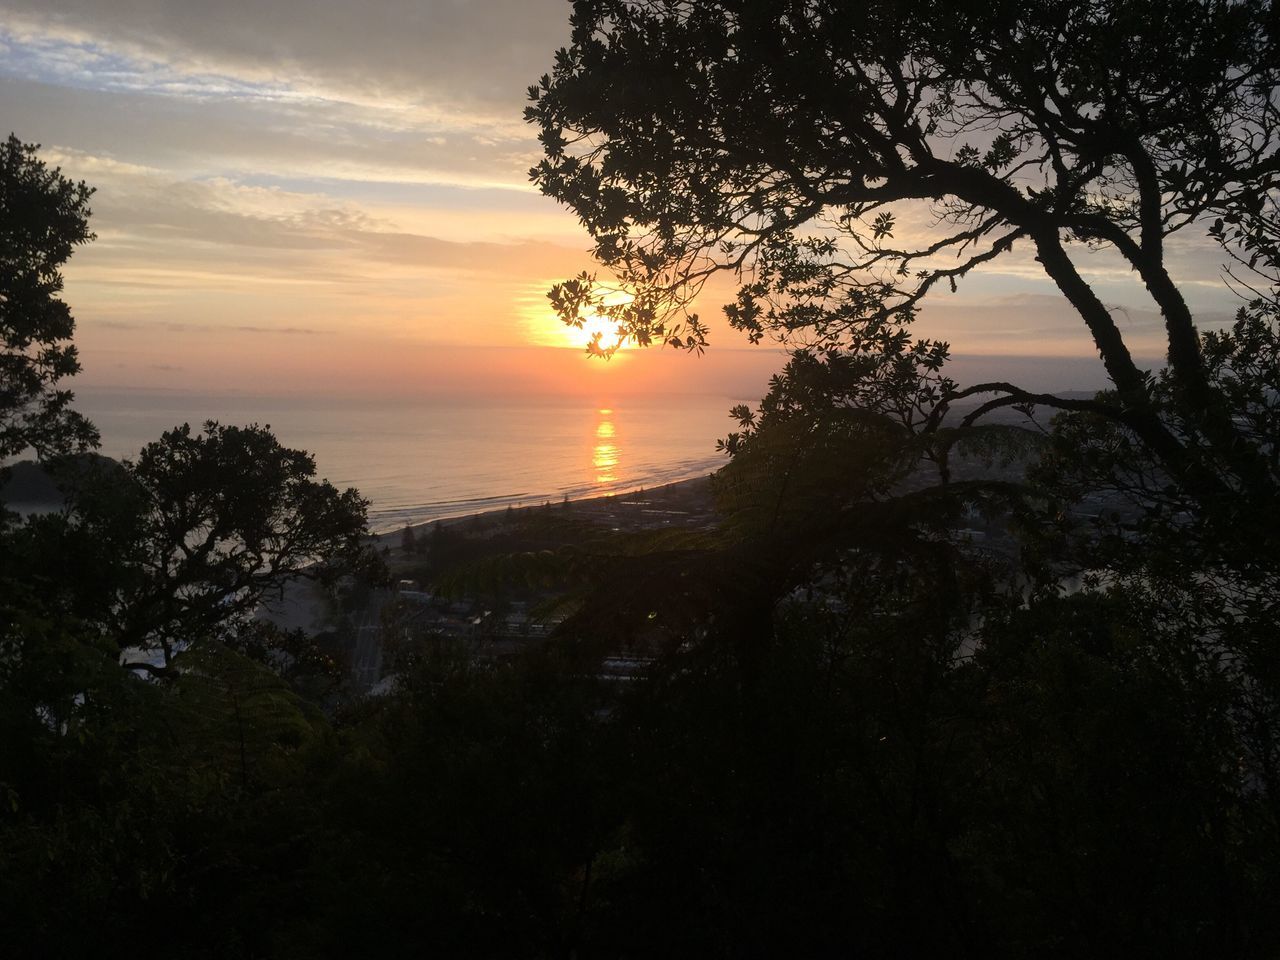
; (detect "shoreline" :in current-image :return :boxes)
[362,455,727,538]
[262,473,719,637]
[372,472,718,546]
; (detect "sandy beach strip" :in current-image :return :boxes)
[372,473,718,547]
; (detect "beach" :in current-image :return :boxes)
[374,472,718,547]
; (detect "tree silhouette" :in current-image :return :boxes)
[45,421,376,676]
[0,134,98,464]
[522,9,1280,951]
[528,0,1278,508]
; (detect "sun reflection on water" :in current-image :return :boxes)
[593,407,619,484]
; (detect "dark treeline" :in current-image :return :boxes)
[4,1,1280,956]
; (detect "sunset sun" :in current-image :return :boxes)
[576,312,628,354]
[522,285,634,355]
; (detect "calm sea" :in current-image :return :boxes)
[72,387,740,533]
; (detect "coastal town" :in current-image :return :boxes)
[257,477,722,694]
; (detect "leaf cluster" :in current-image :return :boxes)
[0,134,98,462]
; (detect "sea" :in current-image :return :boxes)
[72,387,741,534]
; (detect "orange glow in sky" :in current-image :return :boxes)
[3,1,1210,400]
[578,313,628,354]
[520,284,633,355]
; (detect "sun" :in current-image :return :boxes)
[577,312,628,354]
[520,283,633,354]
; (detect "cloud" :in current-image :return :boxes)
[40,149,586,281]
[0,77,544,191]
[0,0,571,119]
[98,320,331,336]
[30,145,599,357]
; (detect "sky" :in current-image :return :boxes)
[0,0,1247,399]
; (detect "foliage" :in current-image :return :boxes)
[1028,297,1280,809]
[0,143,381,958]
[7,422,376,678]
[528,0,1278,513]
[520,5,1280,951]
[0,134,98,464]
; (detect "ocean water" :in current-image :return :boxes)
[72,387,740,533]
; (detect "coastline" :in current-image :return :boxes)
[372,472,718,547]
[256,473,720,638]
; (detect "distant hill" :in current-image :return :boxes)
[1,454,126,510]
[1,461,63,507]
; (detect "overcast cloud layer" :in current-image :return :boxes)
[1,0,569,116]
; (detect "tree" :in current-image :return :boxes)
[1027,296,1280,800]
[523,10,1280,948]
[23,421,376,677]
[529,2,1280,800]
[0,139,389,958]
[0,134,98,464]
[527,0,1278,510]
